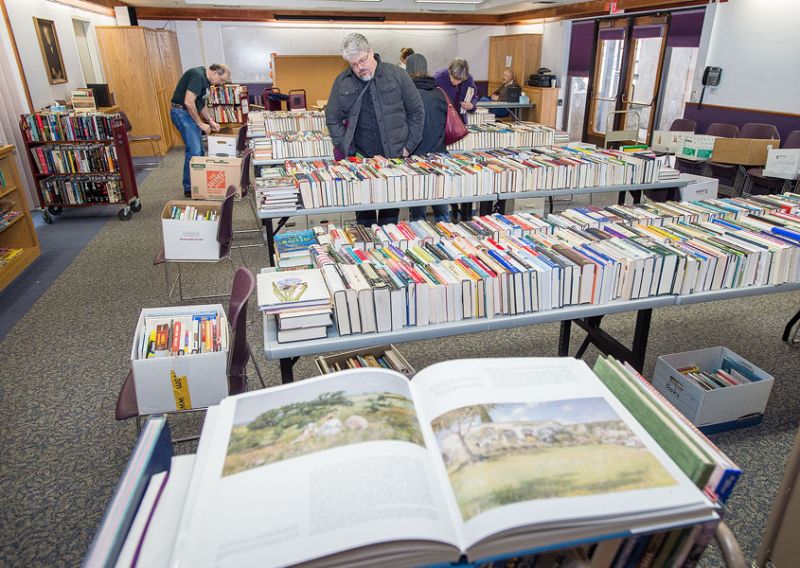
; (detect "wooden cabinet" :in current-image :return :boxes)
[487,82,559,129]
[488,34,542,88]
[95,26,183,157]
[0,146,40,291]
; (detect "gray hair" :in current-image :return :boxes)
[209,63,231,77]
[342,33,370,61]
[448,58,470,82]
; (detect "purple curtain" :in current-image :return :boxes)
[598,28,625,41]
[632,25,664,40]
[667,8,706,48]
[567,21,595,77]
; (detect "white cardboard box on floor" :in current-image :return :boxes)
[652,346,774,430]
[678,173,718,201]
[207,131,238,157]
[131,304,230,415]
[161,200,221,260]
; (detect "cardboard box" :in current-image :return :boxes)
[131,304,230,415]
[651,130,693,153]
[678,135,718,161]
[161,200,221,260]
[653,346,774,433]
[316,345,415,378]
[711,137,778,166]
[207,128,240,157]
[763,148,800,180]
[678,173,719,201]
[190,156,242,200]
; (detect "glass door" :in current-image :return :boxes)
[622,16,668,142]
[586,19,627,145]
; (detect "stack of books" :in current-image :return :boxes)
[255,167,300,213]
[260,110,327,133]
[0,205,21,230]
[39,175,123,205]
[554,129,570,145]
[21,112,118,142]
[256,268,334,343]
[447,122,555,152]
[251,131,334,161]
[71,89,96,114]
[247,111,266,138]
[274,229,316,269]
[467,107,495,125]
[168,205,218,221]
[288,146,667,209]
[138,311,228,359]
[29,144,118,174]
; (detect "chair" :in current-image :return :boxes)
[669,118,697,132]
[743,130,800,196]
[288,89,307,111]
[154,185,237,301]
[675,122,740,177]
[262,87,284,111]
[119,110,163,169]
[232,148,266,251]
[236,123,249,155]
[707,122,779,195]
[115,267,266,442]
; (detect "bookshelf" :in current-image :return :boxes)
[19,114,141,222]
[0,145,40,291]
[208,84,249,126]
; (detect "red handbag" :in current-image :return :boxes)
[437,87,469,145]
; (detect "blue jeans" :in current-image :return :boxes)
[409,205,450,223]
[170,107,204,195]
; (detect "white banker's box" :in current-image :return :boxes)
[652,346,774,432]
[161,200,221,260]
[678,173,718,201]
[131,304,230,415]
[763,148,800,180]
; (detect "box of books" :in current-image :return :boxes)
[678,173,718,201]
[764,148,800,180]
[131,304,230,415]
[651,130,693,153]
[652,346,774,433]
[678,135,718,161]
[207,128,240,157]
[161,200,221,260]
[315,345,415,378]
[712,138,778,166]
[190,156,242,200]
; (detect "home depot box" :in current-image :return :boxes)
[653,346,774,434]
[678,135,718,161]
[678,173,719,201]
[161,200,221,260]
[207,127,240,157]
[651,130,693,153]
[764,148,800,180]
[190,156,242,200]
[712,138,778,166]
[131,304,229,415]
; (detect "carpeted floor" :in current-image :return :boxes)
[0,149,797,566]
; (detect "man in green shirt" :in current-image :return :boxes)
[170,63,230,196]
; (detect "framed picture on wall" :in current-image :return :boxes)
[33,17,68,85]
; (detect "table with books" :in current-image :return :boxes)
[259,192,800,383]
[476,100,536,121]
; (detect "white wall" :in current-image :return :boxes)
[695,0,800,113]
[5,0,114,110]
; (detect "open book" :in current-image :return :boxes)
[170,358,714,568]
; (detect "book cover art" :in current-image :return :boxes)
[256,269,331,311]
[274,230,317,257]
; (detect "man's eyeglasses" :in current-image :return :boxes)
[349,52,372,70]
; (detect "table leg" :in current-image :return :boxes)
[264,218,276,267]
[782,309,800,342]
[558,320,572,357]
[279,357,297,384]
[630,308,653,372]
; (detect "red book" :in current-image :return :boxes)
[171,322,182,354]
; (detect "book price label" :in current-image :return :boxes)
[171,370,193,411]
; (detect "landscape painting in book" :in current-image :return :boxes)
[431,397,676,520]
[224,385,424,476]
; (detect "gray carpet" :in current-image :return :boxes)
[0,150,797,566]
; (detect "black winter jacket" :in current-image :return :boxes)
[411,76,447,155]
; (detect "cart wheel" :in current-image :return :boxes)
[41,210,53,224]
[48,206,63,216]
[118,207,133,221]
[129,197,142,213]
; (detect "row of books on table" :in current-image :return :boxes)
[247,110,327,136]
[254,166,300,213]
[446,121,556,152]
[29,144,118,175]
[257,193,800,340]
[20,112,118,142]
[250,130,333,161]
[287,145,667,209]
[95,356,739,567]
[39,175,124,205]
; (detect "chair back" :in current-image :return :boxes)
[669,118,697,132]
[706,123,739,138]
[288,89,307,111]
[739,122,780,140]
[227,267,256,392]
[117,110,133,133]
[262,87,283,111]
[783,130,800,149]
[236,124,248,154]
[218,186,237,253]
[239,148,253,199]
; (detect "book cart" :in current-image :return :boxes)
[20,115,141,223]
[208,84,249,126]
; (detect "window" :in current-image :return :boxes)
[657,47,699,131]
[72,19,97,84]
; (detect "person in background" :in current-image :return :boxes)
[491,67,520,102]
[326,33,424,227]
[399,47,414,69]
[170,63,230,197]
[405,54,450,224]
[433,58,478,124]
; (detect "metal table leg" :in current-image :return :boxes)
[558,320,572,357]
[280,357,298,383]
[264,218,276,267]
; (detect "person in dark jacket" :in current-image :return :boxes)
[326,33,424,227]
[405,54,450,223]
[433,58,478,125]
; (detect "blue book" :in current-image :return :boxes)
[273,230,316,258]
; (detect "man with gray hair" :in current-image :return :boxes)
[170,63,230,197]
[326,33,424,226]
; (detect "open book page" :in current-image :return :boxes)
[170,370,460,568]
[408,358,713,556]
